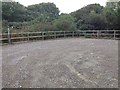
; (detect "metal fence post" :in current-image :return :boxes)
[8,27,11,44]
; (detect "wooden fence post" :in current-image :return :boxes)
[84,31,86,37]
[8,27,11,44]
[42,32,44,40]
[64,31,66,38]
[78,31,80,37]
[114,30,116,40]
[72,31,74,37]
[27,32,29,41]
[54,32,56,39]
[97,30,99,38]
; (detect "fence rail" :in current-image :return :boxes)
[0,30,120,45]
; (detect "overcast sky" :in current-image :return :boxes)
[14,0,107,13]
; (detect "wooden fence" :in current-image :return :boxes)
[0,30,120,45]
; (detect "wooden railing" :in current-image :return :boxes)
[0,30,120,45]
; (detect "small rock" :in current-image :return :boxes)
[90,53,94,55]
[97,56,100,59]
[60,85,63,87]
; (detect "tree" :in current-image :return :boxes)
[88,13,106,30]
[104,8,118,29]
[106,0,119,10]
[2,1,28,22]
[104,0,119,29]
[2,2,60,32]
[71,4,105,30]
[53,14,76,31]
[117,1,120,29]
[27,3,60,21]
[2,2,59,22]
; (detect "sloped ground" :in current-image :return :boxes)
[2,38,118,88]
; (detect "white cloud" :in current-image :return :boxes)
[14,0,107,13]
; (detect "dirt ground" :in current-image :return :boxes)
[2,38,118,88]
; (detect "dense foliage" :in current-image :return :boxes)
[71,4,106,30]
[53,14,76,31]
[27,3,59,21]
[2,0,120,33]
[71,2,120,30]
[2,2,28,22]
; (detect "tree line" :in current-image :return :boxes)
[2,0,120,33]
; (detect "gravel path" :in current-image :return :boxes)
[2,38,118,88]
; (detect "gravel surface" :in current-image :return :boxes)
[2,38,118,88]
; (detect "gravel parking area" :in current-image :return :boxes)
[2,38,118,88]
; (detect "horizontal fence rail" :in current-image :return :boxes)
[0,30,120,45]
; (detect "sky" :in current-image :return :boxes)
[14,0,107,13]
